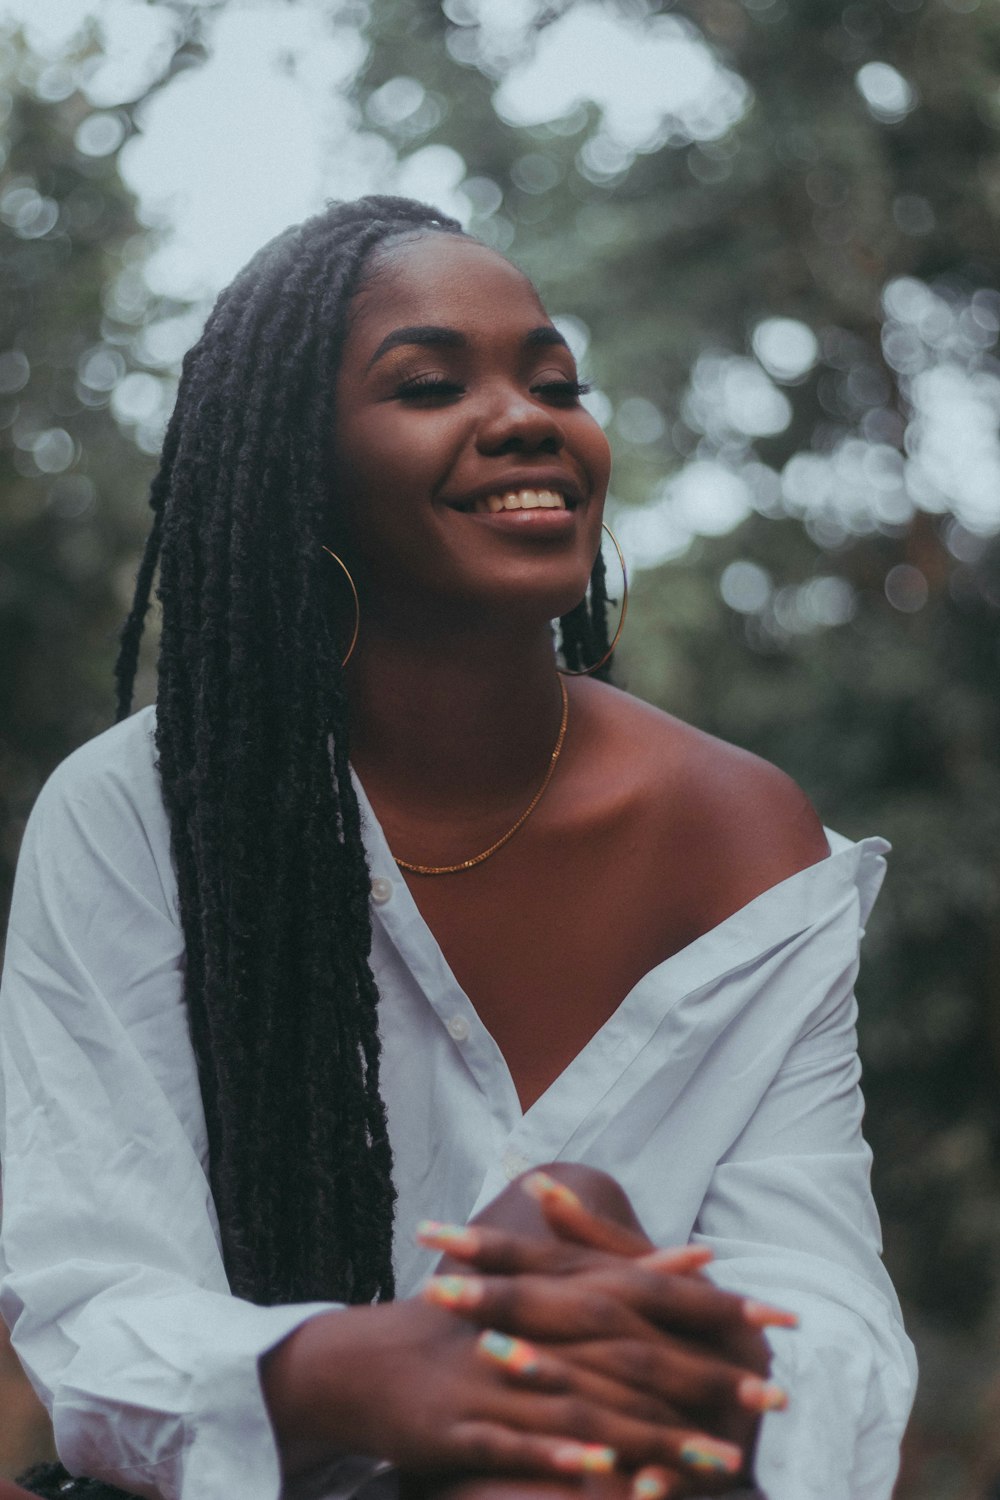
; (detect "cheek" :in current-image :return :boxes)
[331,420,446,561]
[584,422,613,494]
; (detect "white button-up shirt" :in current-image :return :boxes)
[0,708,916,1500]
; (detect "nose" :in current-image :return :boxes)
[475,382,565,456]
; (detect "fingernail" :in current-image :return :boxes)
[737,1375,789,1413]
[631,1468,672,1500]
[422,1274,484,1310]
[477,1329,541,1376]
[522,1170,583,1212]
[742,1299,799,1329]
[551,1443,617,1475]
[640,1245,714,1274]
[679,1438,743,1475]
[416,1220,479,1255]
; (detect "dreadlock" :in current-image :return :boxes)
[113,195,613,1311]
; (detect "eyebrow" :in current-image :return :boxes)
[365,323,569,370]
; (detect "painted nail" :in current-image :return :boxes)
[550,1443,617,1476]
[640,1245,714,1274]
[679,1438,743,1475]
[742,1299,799,1329]
[631,1468,673,1500]
[422,1274,484,1310]
[737,1375,789,1413]
[477,1329,542,1376]
[416,1220,480,1255]
[522,1170,583,1212]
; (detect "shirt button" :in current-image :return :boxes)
[371,876,394,905]
[503,1151,531,1182]
[446,1014,470,1043]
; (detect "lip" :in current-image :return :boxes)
[455,506,578,535]
[443,470,586,514]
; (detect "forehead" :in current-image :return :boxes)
[348,234,551,351]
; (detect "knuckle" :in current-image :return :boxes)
[483,1279,517,1323]
[622,1390,667,1423]
[554,1394,594,1436]
[707,1366,738,1405]
[583,1289,626,1330]
[456,1421,513,1469]
[619,1340,661,1386]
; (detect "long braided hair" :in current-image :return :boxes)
[113,195,614,1310]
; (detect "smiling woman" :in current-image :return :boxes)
[0,197,915,1500]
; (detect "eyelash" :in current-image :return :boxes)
[397,376,593,402]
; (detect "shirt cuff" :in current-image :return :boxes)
[53,1297,337,1500]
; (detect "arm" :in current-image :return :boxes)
[0,726,341,1500]
[693,890,917,1500]
[676,754,915,1498]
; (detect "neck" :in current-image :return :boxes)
[345,618,567,820]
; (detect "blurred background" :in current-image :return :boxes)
[1,0,999,1493]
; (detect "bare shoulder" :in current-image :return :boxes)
[575,679,829,915]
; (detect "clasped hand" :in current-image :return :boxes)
[267,1171,794,1499]
[400,1172,793,1498]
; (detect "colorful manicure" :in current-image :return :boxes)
[631,1468,673,1500]
[640,1245,714,1274]
[416,1220,480,1256]
[679,1438,743,1475]
[522,1170,584,1212]
[422,1274,484,1310]
[742,1299,799,1330]
[550,1442,617,1476]
[737,1375,789,1413]
[477,1329,542,1376]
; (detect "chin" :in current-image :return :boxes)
[484,574,593,625]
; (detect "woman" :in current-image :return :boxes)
[0,196,915,1500]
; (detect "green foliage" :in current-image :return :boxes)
[0,26,180,910]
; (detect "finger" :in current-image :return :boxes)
[416,1218,712,1281]
[638,1246,714,1276]
[448,1422,617,1479]
[422,1265,786,1346]
[589,1265,796,1339]
[422,1273,640,1341]
[477,1330,570,1390]
[742,1298,799,1330]
[494,1389,744,1480]
[416,1220,484,1260]
[479,1329,690,1431]
[553,1336,788,1418]
[417,1221,589,1277]
[522,1172,654,1258]
[631,1466,683,1500]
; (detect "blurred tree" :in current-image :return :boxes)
[0,16,201,1475]
[0,17,200,916]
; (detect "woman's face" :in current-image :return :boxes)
[330,232,612,631]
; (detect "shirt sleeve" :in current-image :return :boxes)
[0,720,345,1500]
[694,866,917,1500]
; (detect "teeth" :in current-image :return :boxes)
[474,489,567,515]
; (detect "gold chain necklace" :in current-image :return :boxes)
[394,679,570,877]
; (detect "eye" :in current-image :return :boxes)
[397,375,464,401]
[531,378,593,403]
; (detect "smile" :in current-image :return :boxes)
[457,489,571,515]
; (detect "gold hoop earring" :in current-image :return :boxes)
[557,521,628,678]
[321,546,360,668]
